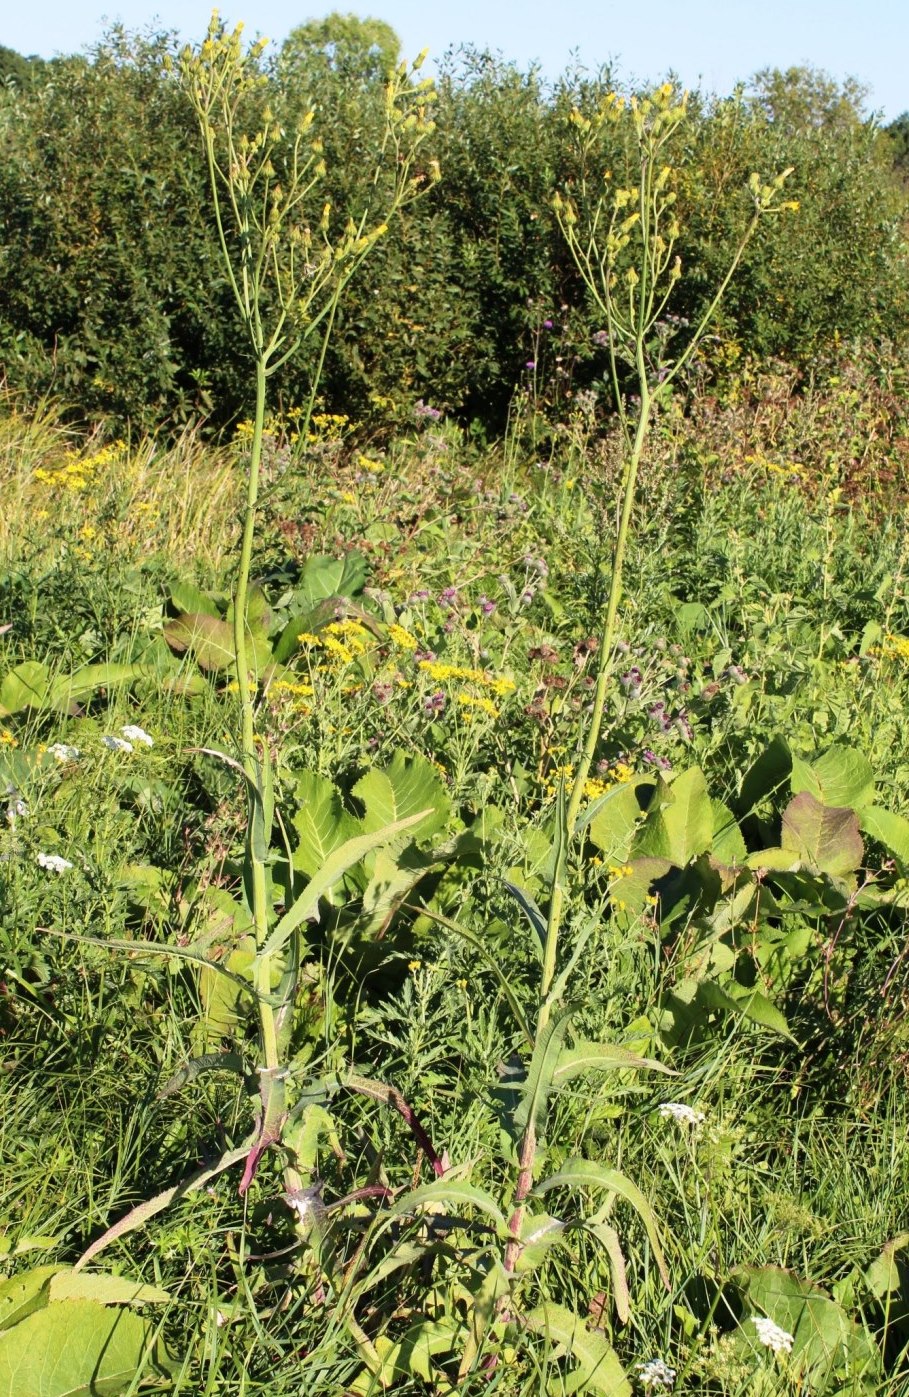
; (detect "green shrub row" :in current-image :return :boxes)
[0,25,907,432]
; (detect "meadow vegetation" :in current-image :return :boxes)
[1,15,909,1396]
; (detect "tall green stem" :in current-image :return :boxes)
[232,354,279,1071]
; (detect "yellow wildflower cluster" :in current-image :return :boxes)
[297,620,372,666]
[358,453,384,475]
[308,412,350,443]
[743,453,801,481]
[607,864,634,879]
[270,679,314,697]
[418,660,516,698]
[871,634,909,662]
[387,623,418,651]
[33,439,126,491]
[0,728,18,747]
[457,692,499,719]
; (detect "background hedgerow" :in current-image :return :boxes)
[0,27,907,431]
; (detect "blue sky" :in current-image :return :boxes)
[6,0,907,120]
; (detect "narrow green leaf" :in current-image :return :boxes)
[256,810,431,962]
[514,1010,573,1137]
[48,1272,170,1306]
[75,1140,252,1270]
[502,880,546,961]
[551,1041,674,1086]
[533,1158,669,1287]
[388,1180,506,1230]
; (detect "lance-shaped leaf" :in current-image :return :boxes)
[586,1222,631,1324]
[523,1301,631,1395]
[256,809,430,962]
[551,1040,674,1088]
[502,880,546,961]
[513,1009,573,1137]
[534,1158,669,1287]
[75,1139,254,1271]
[388,1179,506,1231]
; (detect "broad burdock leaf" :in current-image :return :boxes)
[781,791,864,876]
[791,744,875,811]
[291,769,361,879]
[858,806,909,864]
[0,1299,171,1395]
[295,551,368,609]
[353,750,450,841]
[634,765,714,867]
[732,1264,882,1392]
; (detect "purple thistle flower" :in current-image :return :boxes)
[415,399,442,421]
[543,319,554,328]
[424,690,446,716]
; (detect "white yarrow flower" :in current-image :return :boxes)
[102,735,133,753]
[121,724,154,747]
[37,852,73,873]
[637,1356,677,1389]
[753,1316,794,1354]
[658,1101,705,1126]
[49,743,80,762]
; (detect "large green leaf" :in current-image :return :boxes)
[296,552,368,609]
[0,1268,59,1333]
[693,980,792,1038]
[523,1302,630,1395]
[168,580,221,618]
[533,1159,668,1286]
[858,806,909,864]
[781,792,863,877]
[634,766,714,867]
[791,745,875,812]
[712,799,747,865]
[164,613,272,675]
[291,770,361,879]
[737,736,792,816]
[585,780,649,863]
[352,751,449,842]
[732,1265,882,1393]
[0,661,50,716]
[0,1299,169,1395]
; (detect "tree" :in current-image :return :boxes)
[278,12,400,87]
[749,65,869,136]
